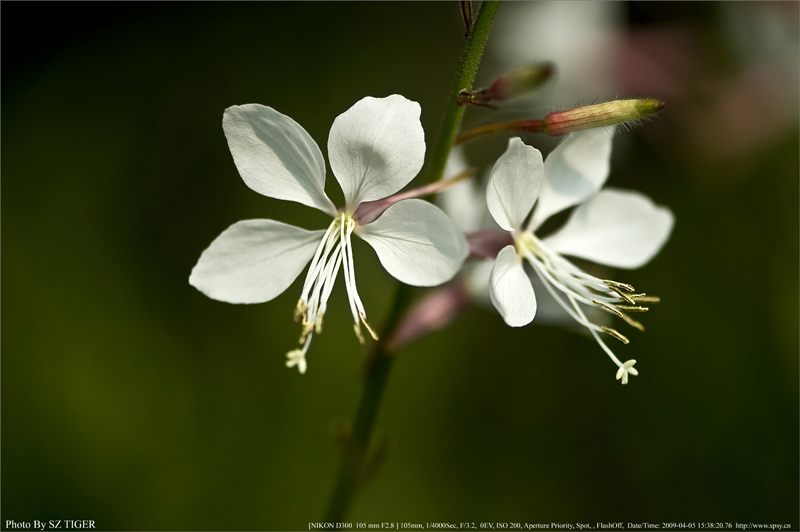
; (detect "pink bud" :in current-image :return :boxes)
[387,282,472,352]
[460,64,554,107]
[544,99,665,136]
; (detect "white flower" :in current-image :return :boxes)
[485,129,674,383]
[439,148,607,328]
[190,95,469,373]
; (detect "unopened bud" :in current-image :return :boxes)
[544,99,665,136]
[460,63,554,108]
[455,98,666,145]
[460,1,473,37]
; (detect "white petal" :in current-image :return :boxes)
[328,95,425,209]
[443,145,469,179]
[439,179,487,233]
[463,258,495,306]
[438,149,489,233]
[489,245,537,327]
[356,199,468,287]
[190,220,325,304]
[486,137,544,231]
[529,128,614,230]
[223,104,336,216]
[542,188,674,269]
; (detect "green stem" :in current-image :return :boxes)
[324,2,499,524]
[324,284,411,524]
[456,119,545,145]
[424,0,499,186]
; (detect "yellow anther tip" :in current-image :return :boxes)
[353,323,366,345]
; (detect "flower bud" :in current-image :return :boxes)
[461,1,473,36]
[544,99,665,136]
[460,63,554,107]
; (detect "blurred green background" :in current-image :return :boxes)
[2,2,798,531]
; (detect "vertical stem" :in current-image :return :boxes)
[324,2,499,524]
[324,284,411,524]
[424,0,499,186]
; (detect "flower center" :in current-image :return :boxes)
[286,212,378,374]
[514,229,656,380]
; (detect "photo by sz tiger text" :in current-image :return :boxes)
[5,520,96,530]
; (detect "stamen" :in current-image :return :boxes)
[306,244,342,335]
[592,299,624,318]
[294,299,306,321]
[618,312,645,332]
[603,280,635,292]
[615,305,649,312]
[340,214,360,325]
[524,248,606,310]
[601,326,630,344]
[353,323,366,344]
[359,312,379,341]
[294,215,345,358]
[632,295,660,303]
[317,245,344,319]
[529,260,605,333]
[341,215,378,343]
[595,302,646,331]
[570,296,624,367]
[284,210,381,373]
[301,220,341,302]
[515,229,659,381]
[523,238,619,306]
[299,313,315,343]
[607,285,636,304]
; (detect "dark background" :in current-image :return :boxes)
[2,2,798,531]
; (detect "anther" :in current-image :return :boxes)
[593,299,623,318]
[618,312,645,332]
[601,326,630,344]
[353,323,366,345]
[632,295,661,303]
[297,324,314,344]
[615,305,649,312]
[608,286,636,305]
[603,280,635,292]
[359,312,379,341]
[299,308,316,342]
[294,300,306,321]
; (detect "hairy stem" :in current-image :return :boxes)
[424,0,499,186]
